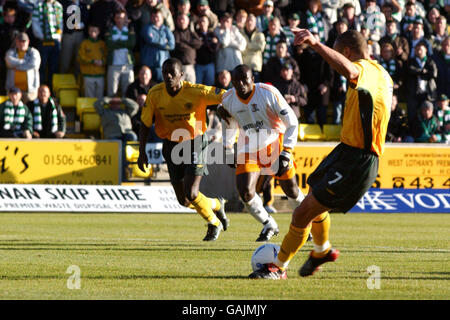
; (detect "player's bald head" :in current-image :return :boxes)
[162,58,183,73]
[334,30,368,59]
[231,64,254,99]
[231,64,253,82]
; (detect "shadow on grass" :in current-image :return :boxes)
[2,272,449,281]
[0,274,249,280]
[0,246,253,252]
[309,269,450,281]
[318,275,450,281]
[3,245,447,255]
[340,249,449,254]
[0,240,256,252]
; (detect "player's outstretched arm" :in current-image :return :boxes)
[291,27,359,81]
[138,124,150,173]
[273,95,298,177]
[219,106,239,169]
[217,105,232,125]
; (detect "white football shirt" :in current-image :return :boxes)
[221,83,298,154]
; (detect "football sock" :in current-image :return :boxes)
[187,197,221,212]
[288,187,305,210]
[274,223,312,270]
[311,212,331,258]
[262,215,278,231]
[244,194,270,224]
[210,198,221,212]
[191,192,220,226]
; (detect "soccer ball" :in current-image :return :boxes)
[251,243,280,271]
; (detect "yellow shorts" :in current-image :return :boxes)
[235,135,296,180]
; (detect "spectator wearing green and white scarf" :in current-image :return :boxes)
[301,0,331,45]
[0,87,33,139]
[435,94,450,142]
[28,85,66,139]
[361,0,385,42]
[400,1,422,38]
[256,0,275,33]
[105,9,136,97]
[378,42,404,92]
[31,0,63,90]
[262,17,287,65]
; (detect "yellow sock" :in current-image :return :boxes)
[311,212,331,258]
[275,224,312,270]
[188,198,221,212]
[191,192,220,226]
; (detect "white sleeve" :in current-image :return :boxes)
[269,87,299,149]
[221,116,239,150]
[220,94,240,150]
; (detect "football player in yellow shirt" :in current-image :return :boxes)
[138,58,229,241]
[249,29,392,279]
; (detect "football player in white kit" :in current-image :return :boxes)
[218,64,305,242]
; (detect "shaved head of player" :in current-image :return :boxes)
[162,58,184,96]
[333,30,370,62]
[231,64,254,100]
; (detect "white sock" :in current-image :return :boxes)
[208,216,220,226]
[244,194,270,224]
[262,215,278,230]
[313,240,331,253]
[288,188,305,210]
[210,198,217,211]
[274,257,290,270]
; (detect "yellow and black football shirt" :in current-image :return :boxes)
[141,81,225,142]
[341,59,393,157]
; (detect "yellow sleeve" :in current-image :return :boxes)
[202,85,226,105]
[140,94,155,128]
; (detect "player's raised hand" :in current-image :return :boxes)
[137,151,149,173]
[217,105,232,125]
[291,28,318,47]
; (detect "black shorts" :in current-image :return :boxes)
[307,143,379,213]
[162,134,209,183]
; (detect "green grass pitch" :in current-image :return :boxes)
[0,212,448,300]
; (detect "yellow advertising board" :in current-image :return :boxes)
[0,139,121,185]
[275,142,450,194]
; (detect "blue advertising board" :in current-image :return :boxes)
[349,189,450,213]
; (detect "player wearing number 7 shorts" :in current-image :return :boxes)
[138,58,229,241]
[218,64,306,242]
[249,30,392,279]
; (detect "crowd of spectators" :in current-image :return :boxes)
[0,0,449,144]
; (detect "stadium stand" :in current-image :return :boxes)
[298,123,324,141]
[0,0,448,187]
[125,141,153,180]
[76,97,101,132]
[52,74,79,99]
[59,88,79,108]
